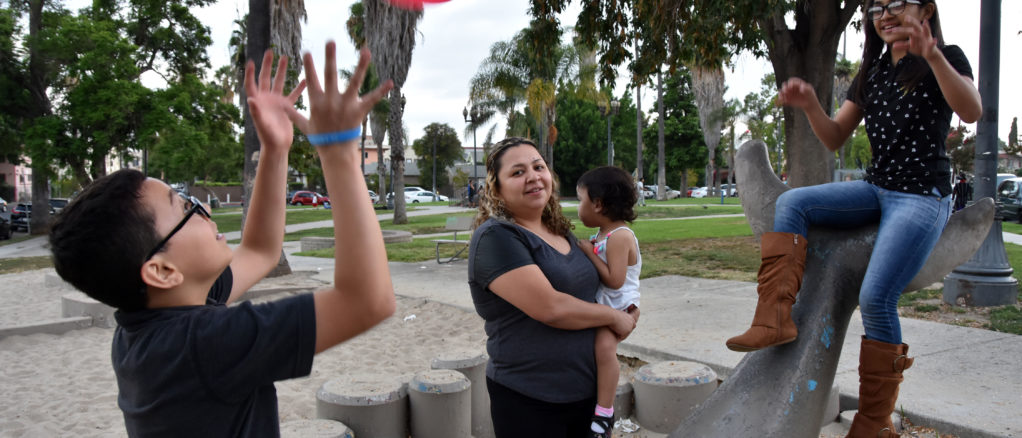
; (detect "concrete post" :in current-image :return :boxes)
[632,361,717,433]
[316,376,408,438]
[280,419,354,438]
[431,348,493,438]
[408,369,472,438]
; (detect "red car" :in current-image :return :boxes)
[289,191,330,206]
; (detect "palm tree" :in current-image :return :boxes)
[468,25,598,170]
[364,0,422,224]
[243,0,306,277]
[345,1,390,203]
[690,64,726,196]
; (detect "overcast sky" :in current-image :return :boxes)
[187,0,1020,147]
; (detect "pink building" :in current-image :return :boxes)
[0,158,32,202]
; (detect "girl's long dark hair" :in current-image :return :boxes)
[850,0,944,105]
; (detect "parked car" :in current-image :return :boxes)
[0,196,7,210]
[641,187,654,199]
[646,185,681,199]
[406,191,448,203]
[720,184,739,197]
[386,186,429,201]
[997,173,1016,189]
[11,202,31,232]
[49,198,69,214]
[368,190,380,203]
[997,177,1022,221]
[290,190,330,207]
[688,187,708,198]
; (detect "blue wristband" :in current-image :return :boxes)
[307,127,363,146]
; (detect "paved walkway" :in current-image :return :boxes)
[5,206,1020,437]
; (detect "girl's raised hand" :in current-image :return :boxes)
[893,15,938,61]
[776,77,817,111]
[285,42,394,140]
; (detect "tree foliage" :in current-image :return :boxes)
[552,83,637,195]
[640,69,707,189]
[530,0,862,187]
[411,123,463,190]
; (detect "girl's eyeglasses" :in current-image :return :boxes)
[868,0,921,21]
[144,195,211,261]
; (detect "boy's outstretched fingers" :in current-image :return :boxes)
[285,41,394,138]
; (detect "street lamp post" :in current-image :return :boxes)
[463,105,480,187]
[431,134,438,202]
[598,100,620,166]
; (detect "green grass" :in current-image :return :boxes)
[989,306,1022,334]
[898,289,941,306]
[0,255,52,274]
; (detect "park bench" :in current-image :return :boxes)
[432,216,474,264]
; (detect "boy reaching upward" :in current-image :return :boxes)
[48,43,395,436]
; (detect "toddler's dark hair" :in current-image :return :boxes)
[577,166,637,222]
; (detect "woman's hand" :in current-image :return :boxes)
[776,77,817,111]
[893,15,939,62]
[609,309,637,341]
[285,42,393,140]
[245,51,306,154]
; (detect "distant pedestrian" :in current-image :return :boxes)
[635,177,646,207]
[952,174,971,211]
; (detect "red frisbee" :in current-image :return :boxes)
[385,0,450,11]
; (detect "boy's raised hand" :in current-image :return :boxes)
[245,51,307,153]
[286,42,394,139]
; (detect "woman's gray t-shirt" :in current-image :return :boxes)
[468,217,600,403]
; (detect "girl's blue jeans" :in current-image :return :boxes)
[773,180,952,345]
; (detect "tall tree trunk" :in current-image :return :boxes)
[388,88,407,224]
[656,70,666,201]
[635,34,644,182]
[371,113,387,205]
[27,0,50,234]
[761,1,858,187]
[245,0,291,277]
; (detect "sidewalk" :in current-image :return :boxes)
[5,207,1020,436]
[295,256,1020,438]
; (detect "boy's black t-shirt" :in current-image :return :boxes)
[112,267,316,437]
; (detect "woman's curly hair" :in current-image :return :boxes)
[474,137,573,236]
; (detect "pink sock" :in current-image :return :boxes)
[595,405,614,417]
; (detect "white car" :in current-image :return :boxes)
[368,190,379,203]
[689,187,708,198]
[647,185,682,199]
[406,191,449,203]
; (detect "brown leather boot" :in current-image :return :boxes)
[847,337,914,438]
[725,232,808,352]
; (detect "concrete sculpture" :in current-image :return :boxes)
[671,140,994,437]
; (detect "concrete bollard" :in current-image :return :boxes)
[632,361,718,433]
[614,379,634,420]
[431,348,493,438]
[61,292,116,328]
[280,418,354,438]
[316,376,408,438]
[408,369,472,438]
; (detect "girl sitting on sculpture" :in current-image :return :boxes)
[725,1,981,436]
